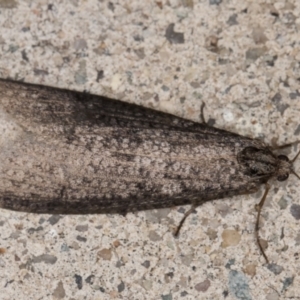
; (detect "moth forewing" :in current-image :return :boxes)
[0,78,299,263]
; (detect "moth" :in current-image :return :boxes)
[0,78,299,262]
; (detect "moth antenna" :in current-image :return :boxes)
[255,184,271,264]
[290,149,300,179]
[291,170,300,180]
[273,140,300,150]
[291,149,300,163]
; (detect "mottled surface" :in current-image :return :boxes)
[0,1,300,300]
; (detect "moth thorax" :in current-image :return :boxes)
[276,155,291,182]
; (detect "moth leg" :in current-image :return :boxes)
[255,183,271,263]
[272,140,299,150]
[200,102,215,127]
[174,204,197,237]
[200,102,206,124]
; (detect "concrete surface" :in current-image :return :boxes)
[0,0,300,299]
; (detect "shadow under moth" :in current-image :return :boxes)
[0,78,299,262]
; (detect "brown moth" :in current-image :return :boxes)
[0,78,299,262]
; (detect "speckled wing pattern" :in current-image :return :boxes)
[0,79,270,214]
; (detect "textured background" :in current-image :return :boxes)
[0,0,300,299]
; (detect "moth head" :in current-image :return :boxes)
[238,146,299,182]
[277,149,300,182]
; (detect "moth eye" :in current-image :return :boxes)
[277,173,289,181]
[250,167,258,175]
[278,155,289,162]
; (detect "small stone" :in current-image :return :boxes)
[98,248,112,261]
[295,232,300,245]
[60,243,69,252]
[32,254,57,265]
[277,196,289,210]
[96,70,104,82]
[205,35,219,52]
[271,93,289,115]
[85,275,95,284]
[0,0,18,8]
[134,48,145,59]
[294,124,300,135]
[243,264,257,277]
[48,215,62,225]
[148,230,161,241]
[282,277,294,291]
[206,228,217,240]
[221,229,241,248]
[117,281,125,293]
[75,274,83,290]
[34,69,49,76]
[76,236,87,242]
[52,53,63,67]
[0,258,5,268]
[227,14,238,26]
[181,253,194,266]
[228,270,251,300]
[161,294,172,300]
[70,241,80,250]
[266,291,280,300]
[252,27,268,44]
[178,276,188,288]
[142,260,150,268]
[73,38,87,50]
[75,224,88,232]
[74,60,87,85]
[215,202,232,217]
[209,0,222,5]
[181,0,193,8]
[290,204,300,220]
[225,259,235,269]
[165,23,184,44]
[195,279,210,292]
[181,291,188,297]
[116,260,124,268]
[141,279,153,291]
[109,291,118,297]
[245,47,267,61]
[52,281,66,299]
[164,272,174,283]
[267,263,283,275]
